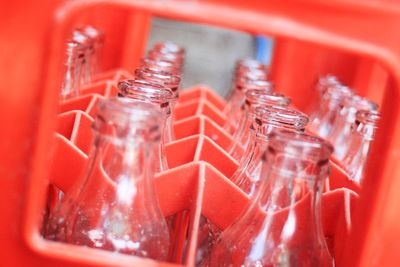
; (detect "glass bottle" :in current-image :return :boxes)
[209,129,334,267]
[71,30,91,89]
[60,41,86,100]
[228,90,291,161]
[45,98,170,260]
[231,106,309,197]
[308,84,353,138]
[134,68,181,98]
[224,80,274,134]
[328,95,378,160]
[342,110,380,184]
[117,79,175,171]
[140,58,181,75]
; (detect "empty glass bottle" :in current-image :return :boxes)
[308,84,353,138]
[224,80,274,134]
[235,58,269,77]
[209,129,334,267]
[228,90,291,161]
[60,41,86,100]
[45,98,170,260]
[328,95,378,160]
[342,110,380,183]
[117,79,175,171]
[231,106,309,197]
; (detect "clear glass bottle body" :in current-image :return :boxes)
[228,90,291,161]
[224,80,273,134]
[342,110,380,183]
[328,95,378,160]
[117,80,175,171]
[308,84,353,138]
[81,26,104,83]
[60,41,86,100]
[231,106,309,197]
[209,129,334,267]
[45,98,170,260]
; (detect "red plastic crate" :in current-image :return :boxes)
[2,1,400,267]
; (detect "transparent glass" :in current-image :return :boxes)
[152,41,185,58]
[81,26,104,83]
[224,80,273,134]
[228,90,291,161]
[308,84,353,138]
[45,98,170,260]
[235,58,270,77]
[117,79,175,171]
[231,106,309,197]
[208,129,334,267]
[60,41,86,100]
[140,58,181,74]
[134,68,181,97]
[148,49,184,69]
[342,110,380,183]
[307,75,340,115]
[328,95,378,160]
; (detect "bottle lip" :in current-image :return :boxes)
[356,109,380,126]
[254,105,309,130]
[134,68,181,90]
[117,79,175,105]
[324,84,353,101]
[343,95,378,111]
[148,50,184,65]
[81,25,104,44]
[236,68,268,81]
[268,129,334,163]
[236,79,274,92]
[246,89,291,107]
[152,41,185,56]
[235,58,269,72]
[140,58,180,73]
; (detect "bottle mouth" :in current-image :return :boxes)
[316,74,340,93]
[117,79,175,105]
[236,68,268,81]
[246,89,291,107]
[344,95,378,112]
[148,50,184,65]
[82,26,104,45]
[134,68,181,92]
[152,41,185,56]
[355,109,380,126]
[236,79,274,92]
[140,58,180,73]
[235,58,269,73]
[94,97,161,141]
[324,84,353,101]
[254,105,309,131]
[268,129,333,164]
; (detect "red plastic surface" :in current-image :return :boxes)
[2,1,400,266]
